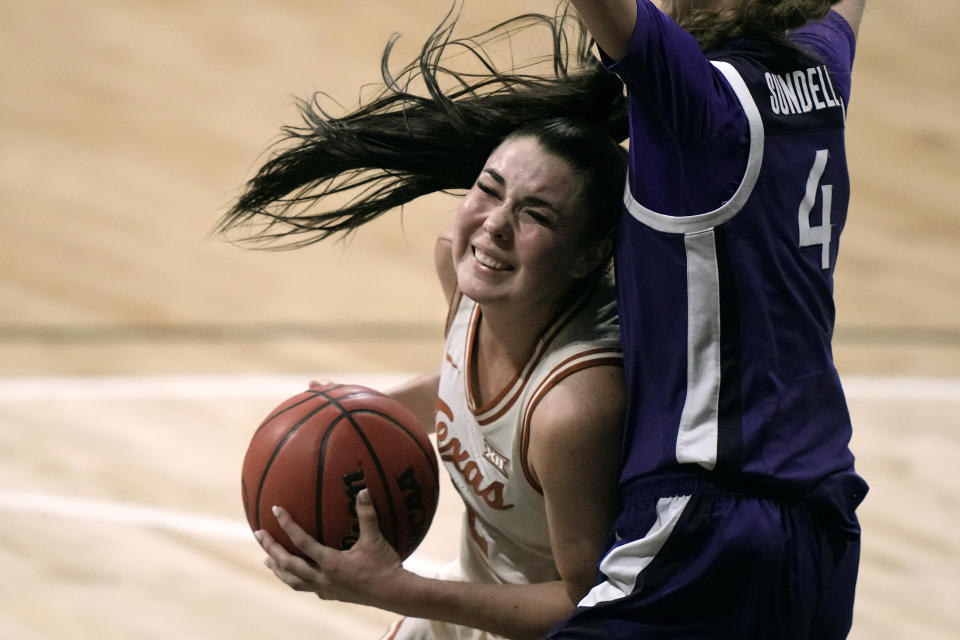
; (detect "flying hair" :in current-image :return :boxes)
[678,0,843,50]
[218,1,627,249]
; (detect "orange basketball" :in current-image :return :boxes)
[241,382,439,560]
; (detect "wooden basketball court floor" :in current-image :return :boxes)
[1,1,958,638]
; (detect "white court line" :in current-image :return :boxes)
[0,489,445,575]
[0,373,417,401]
[0,372,440,574]
[839,376,960,400]
[0,373,957,401]
[0,490,251,540]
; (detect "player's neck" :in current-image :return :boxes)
[470,307,548,404]
[479,302,553,360]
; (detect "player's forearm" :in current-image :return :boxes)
[387,371,441,434]
[384,573,575,640]
[568,0,639,60]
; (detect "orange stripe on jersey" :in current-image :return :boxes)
[469,288,596,426]
[379,617,405,640]
[464,302,521,416]
[519,348,624,494]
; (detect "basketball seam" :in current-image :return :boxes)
[349,409,439,476]
[251,390,326,441]
[316,411,350,548]
[346,409,440,552]
[315,388,402,553]
[253,394,334,530]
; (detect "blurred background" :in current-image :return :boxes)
[1,1,957,638]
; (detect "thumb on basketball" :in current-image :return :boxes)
[355,488,385,545]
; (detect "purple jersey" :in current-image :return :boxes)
[608,4,867,532]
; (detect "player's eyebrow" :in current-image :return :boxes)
[483,168,506,186]
[482,168,563,214]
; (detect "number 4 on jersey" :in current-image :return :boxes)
[798,149,833,269]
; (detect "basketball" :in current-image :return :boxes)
[241,382,439,560]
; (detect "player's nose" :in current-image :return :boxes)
[481,204,513,240]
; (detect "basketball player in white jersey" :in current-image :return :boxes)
[221,7,633,636]
[379,124,624,639]
[252,118,628,639]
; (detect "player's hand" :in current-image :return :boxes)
[254,489,407,608]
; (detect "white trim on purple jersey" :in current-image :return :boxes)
[622,61,765,234]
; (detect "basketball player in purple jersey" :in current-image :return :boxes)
[543,1,869,638]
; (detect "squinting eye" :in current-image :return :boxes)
[523,210,550,225]
[477,183,500,198]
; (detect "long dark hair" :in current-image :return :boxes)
[678,0,844,50]
[218,2,627,249]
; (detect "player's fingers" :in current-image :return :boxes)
[272,505,334,564]
[256,529,315,576]
[264,555,305,588]
[355,488,384,545]
[254,528,290,561]
[254,530,323,591]
[266,555,335,595]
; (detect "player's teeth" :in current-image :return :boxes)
[475,249,510,270]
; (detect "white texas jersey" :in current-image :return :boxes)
[436,275,621,590]
[383,276,621,640]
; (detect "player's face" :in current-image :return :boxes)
[452,136,594,312]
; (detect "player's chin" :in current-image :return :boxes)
[457,278,510,306]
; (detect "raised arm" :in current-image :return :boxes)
[832,0,867,39]
[568,0,639,61]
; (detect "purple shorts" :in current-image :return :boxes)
[543,474,861,639]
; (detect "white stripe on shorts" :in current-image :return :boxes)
[578,495,691,608]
